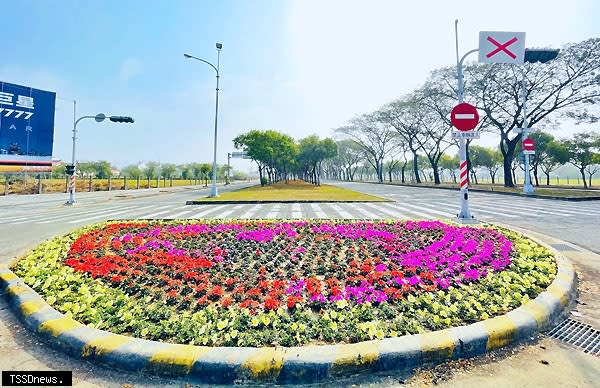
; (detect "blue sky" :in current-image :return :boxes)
[1,0,598,170]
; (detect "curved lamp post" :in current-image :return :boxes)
[66,113,134,205]
[184,42,222,197]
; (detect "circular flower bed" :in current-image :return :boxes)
[12,220,557,347]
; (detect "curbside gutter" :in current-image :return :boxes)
[0,243,577,384]
[347,181,600,202]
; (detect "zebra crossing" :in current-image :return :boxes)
[1,196,599,225]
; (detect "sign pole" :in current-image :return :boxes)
[68,100,77,205]
[521,72,534,194]
[455,20,475,221]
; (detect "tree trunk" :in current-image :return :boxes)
[580,168,588,189]
[412,153,421,183]
[533,166,540,186]
[501,137,518,187]
[545,172,550,186]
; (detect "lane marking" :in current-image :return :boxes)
[310,203,327,218]
[239,204,261,219]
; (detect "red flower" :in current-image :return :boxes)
[264,297,280,310]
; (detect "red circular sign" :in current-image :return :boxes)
[523,138,535,151]
[451,103,479,131]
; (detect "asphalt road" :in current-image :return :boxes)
[0,180,599,386]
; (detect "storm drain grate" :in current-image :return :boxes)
[547,319,600,356]
[550,243,580,252]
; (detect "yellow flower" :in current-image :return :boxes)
[389,330,398,337]
[250,317,260,327]
[260,315,271,326]
[375,329,385,339]
[329,322,338,331]
[217,319,228,330]
[330,310,338,320]
[335,299,348,309]
[140,328,149,337]
[230,329,238,339]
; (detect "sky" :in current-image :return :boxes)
[1,0,598,171]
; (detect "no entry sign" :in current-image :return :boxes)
[523,137,535,151]
[478,31,526,64]
[451,103,479,131]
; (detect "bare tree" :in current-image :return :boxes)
[335,114,400,183]
[467,38,600,187]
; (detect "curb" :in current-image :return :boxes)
[0,235,577,384]
[185,199,392,205]
[345,181,600,201]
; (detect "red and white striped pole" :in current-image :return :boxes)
[69,174,76,193]
[459,160,468,189]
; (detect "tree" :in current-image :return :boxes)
[121,164,143,178]
[474,146,503,184]
[438,154,460,183]
[585,156,600,187]
[297,136,337,185]
[142,161,160,179]
[200,163,212,186]
[51,164,66,178]
[334,140,365,181]
[537,138,570,185]
[336,113,400,183]
[467,38,600,187]
[161,163,178,179]
[564,131,600,189]
[377,97,424,183]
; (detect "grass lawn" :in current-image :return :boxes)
[377,181,600,198]
[191,180,388,202]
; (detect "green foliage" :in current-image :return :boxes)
[12,222,558,348]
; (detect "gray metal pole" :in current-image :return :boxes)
[226,152,231,185]
[521,71,534,194]
[210,48,221,197]
[68,100,77,205]
[455,23,478,220]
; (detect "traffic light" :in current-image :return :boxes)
[524,49,560,63]
[65,164,75,175]
[109,116,135,123]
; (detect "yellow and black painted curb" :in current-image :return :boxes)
[0,248,576,384]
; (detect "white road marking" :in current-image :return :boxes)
[328,203,355,219]
[265,204,281,219]
[191,205,227,218]
[69,207,149,224]
[311,203,327,218]
[239,204,261,219]
[33,205,143,224]
[291,203,302,219]
[347,203,381,219]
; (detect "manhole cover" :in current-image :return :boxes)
[547,318,600,356]
[550,243,580,252]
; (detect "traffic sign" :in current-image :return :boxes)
[523,137,535,151]
[452,131,480,139]
[451,103,479,131]
[478,31,526,64]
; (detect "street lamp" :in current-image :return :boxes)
[66,113,134,205]
[184,42,222,197]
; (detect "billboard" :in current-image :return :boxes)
[0,81,56,173]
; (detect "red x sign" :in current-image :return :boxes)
[479,31,525,64]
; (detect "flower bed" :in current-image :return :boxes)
[12,220,557,347]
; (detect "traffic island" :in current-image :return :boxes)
[0,220,576,384]
[186,180,390,204]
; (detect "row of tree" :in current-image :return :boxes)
[233,130,337,185]
[329,37,600,188]
[51,161,248,183]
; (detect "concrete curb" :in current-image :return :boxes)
[0,234,577,384]
[347,181,600,201]
[185,199,392,205]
